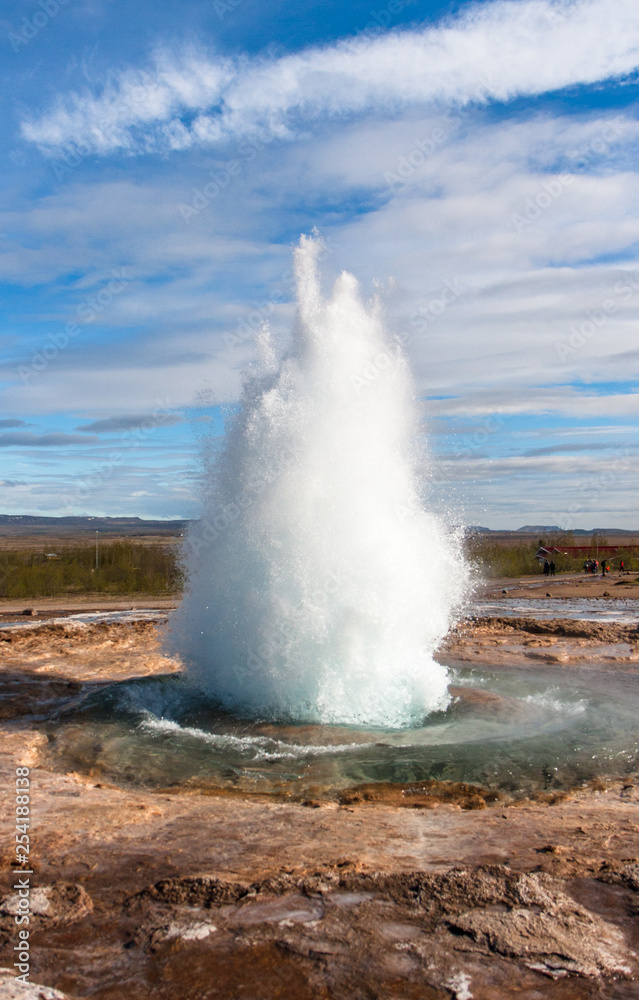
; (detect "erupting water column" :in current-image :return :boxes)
[171,235,468,727]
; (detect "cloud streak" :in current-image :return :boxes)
[20,0,639,156]
[76,414,183,433]
[0,432,99,447]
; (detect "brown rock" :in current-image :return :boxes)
[0,972,68,999]
[448,903,631,978]
[436,867,635,978]
[0,883,92,933]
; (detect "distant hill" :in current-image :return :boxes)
[515,525,561,533]
[1,516,636,540]
[466,525,639,538]
[0,515,189,537]
[515,525,639,535]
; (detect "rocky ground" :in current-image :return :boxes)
[482,571,639,603]
[0,582,638,999]
[439,615,639,672]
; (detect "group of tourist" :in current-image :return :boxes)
[583,558,621,576]
[543,557,630,577]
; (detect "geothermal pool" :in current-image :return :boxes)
[43,659,639,798]
[30,239,639,800]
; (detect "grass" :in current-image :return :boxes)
[1,536,637,597]
[465,535,639,579]
[0,541,184,599]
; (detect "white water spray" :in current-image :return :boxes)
[171,236,468,727]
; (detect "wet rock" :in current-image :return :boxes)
[448,685,527,721]
[470,615,638,643]
[338,779,499,810]
[227,894,324,927]
[133,865,637,981]
[524,650,569,663]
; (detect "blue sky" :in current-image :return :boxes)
[1,0,638,528]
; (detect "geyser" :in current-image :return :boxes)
[171,235,468,726]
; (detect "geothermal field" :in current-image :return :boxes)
[1,240,638,999]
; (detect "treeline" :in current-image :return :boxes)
[0,542,184,599]
[465,534,639,579]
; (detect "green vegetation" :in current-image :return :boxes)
[465,533,639,579]
[1,535,637,596]
[465,538,543,578]
[0,542,184,599]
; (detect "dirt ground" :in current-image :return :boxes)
[0,595,178,621]
[1,569,636,622]
[482,571,639,601]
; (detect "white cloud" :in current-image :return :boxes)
[6,105,639,424]
[20,0,639,156]
[7,40,639,526]
[425,387,639,418]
